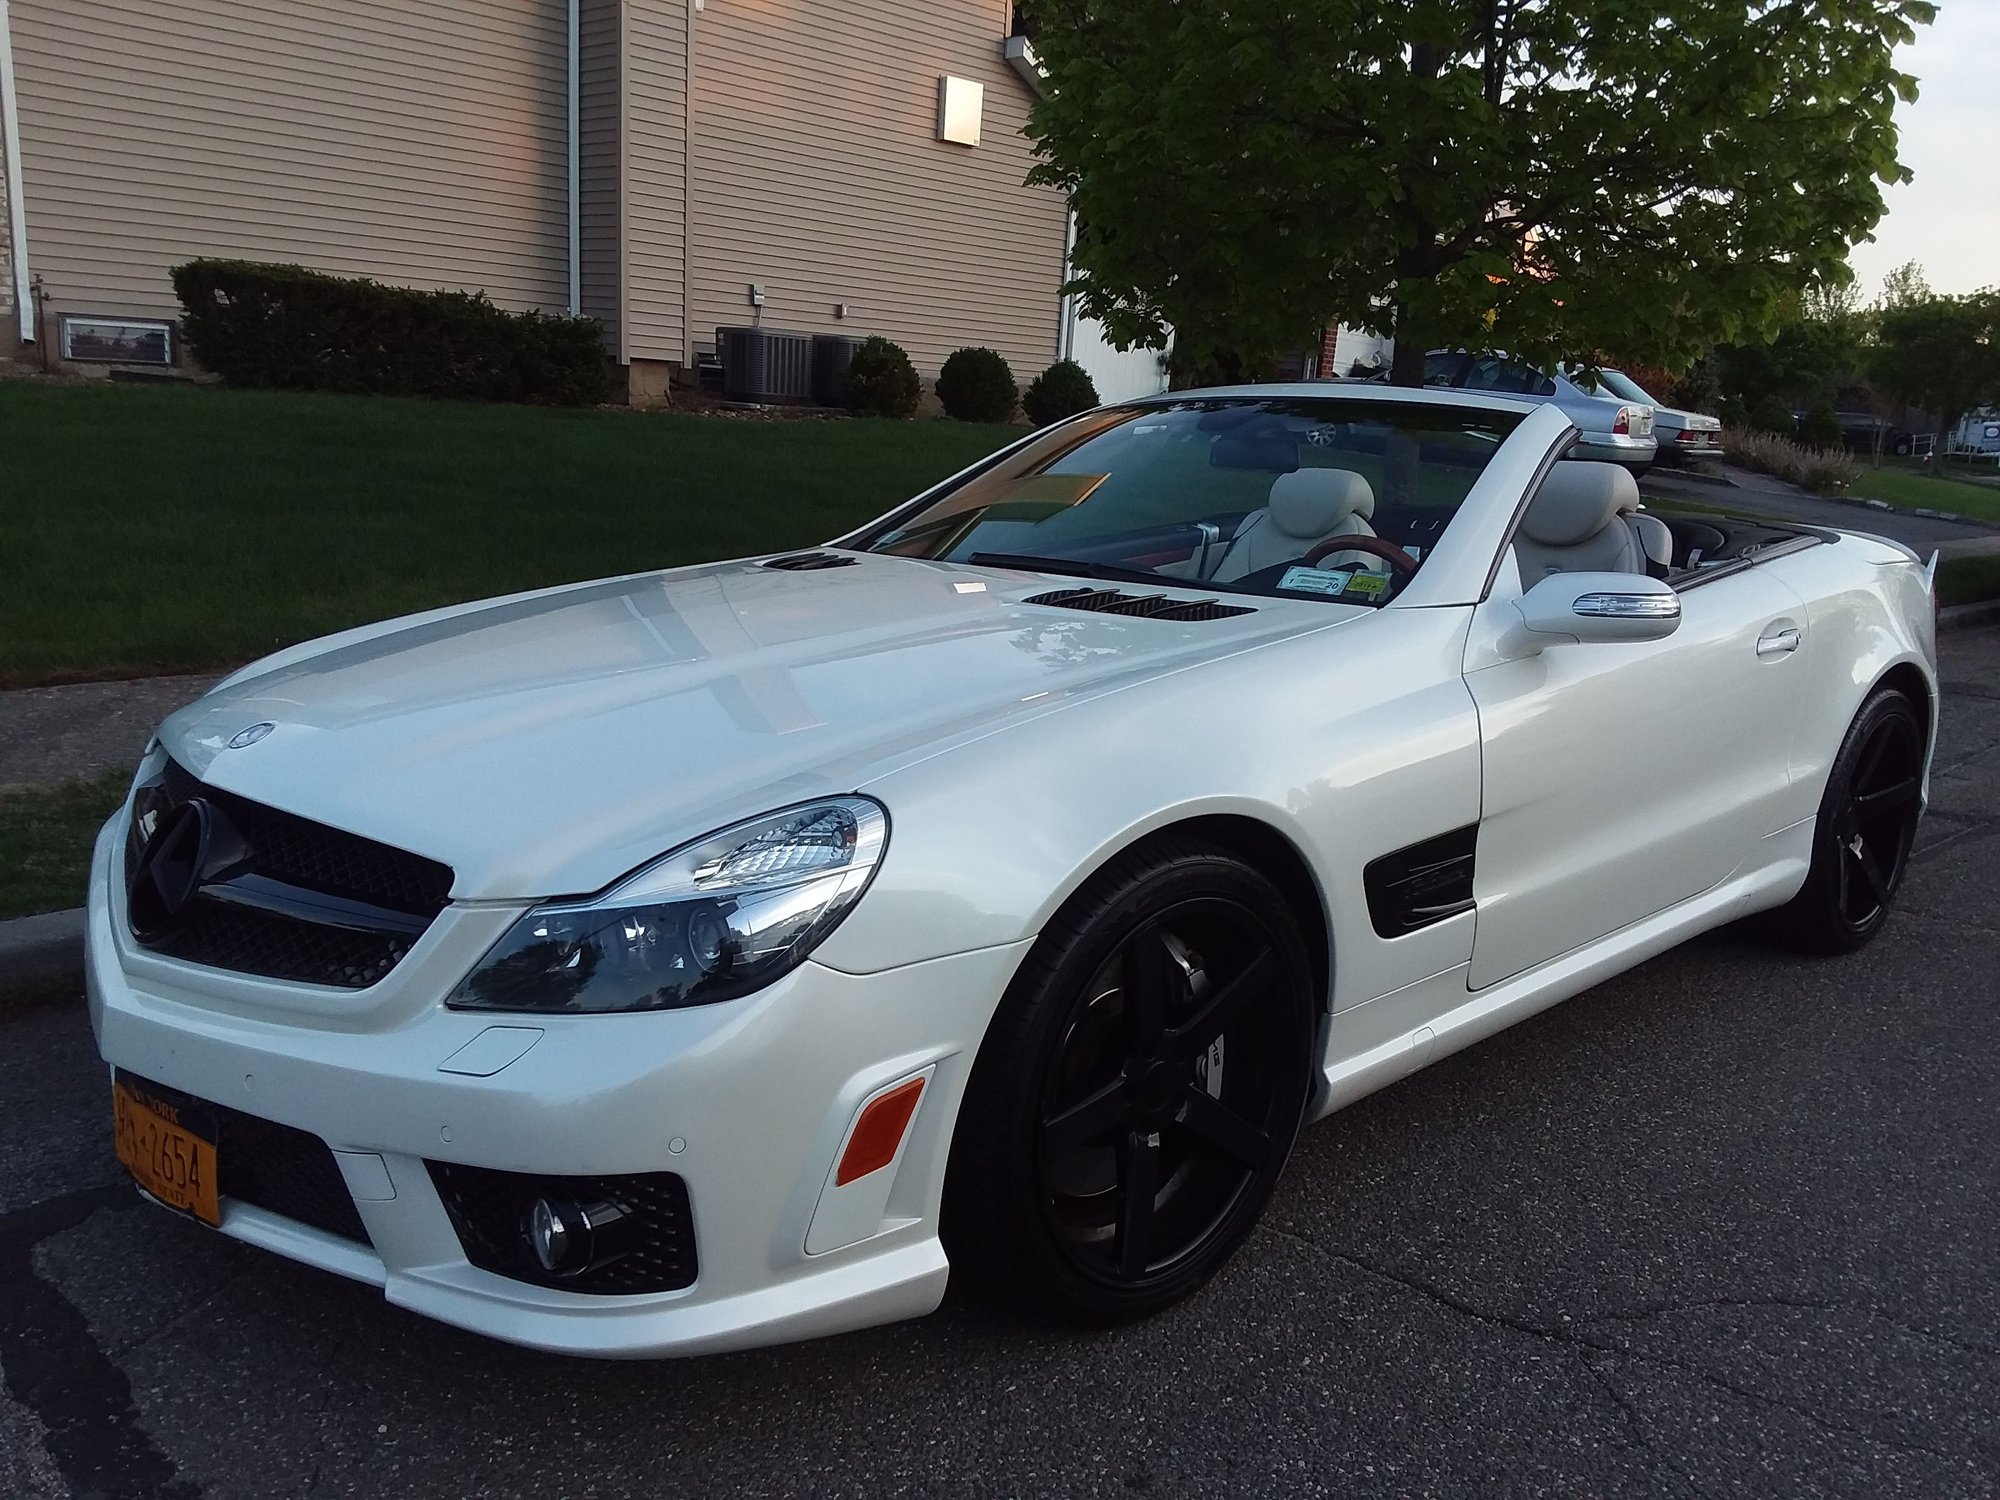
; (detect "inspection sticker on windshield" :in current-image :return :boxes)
[1277,565,1355,595]
[1341,573,1390,598]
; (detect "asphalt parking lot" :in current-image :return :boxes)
[2,631,1995,1500]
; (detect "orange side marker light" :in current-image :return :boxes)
[835,1077,927,1186]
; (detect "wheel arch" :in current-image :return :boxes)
[1030,812,1336,1020]
[1872,659,1935,758]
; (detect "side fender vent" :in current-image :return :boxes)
[1024,587,1255,622]
[763,551,858,571]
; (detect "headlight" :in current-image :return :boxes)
[447,798,888,1015]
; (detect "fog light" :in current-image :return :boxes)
[525,1195,635,1277]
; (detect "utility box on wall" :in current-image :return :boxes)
[936,76,982,146]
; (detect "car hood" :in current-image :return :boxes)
[159,553,1351,900]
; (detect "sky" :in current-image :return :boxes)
[1846,2,2000,299]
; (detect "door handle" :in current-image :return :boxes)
[1756,626,1802,657]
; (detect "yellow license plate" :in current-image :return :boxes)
[113,1078,220,1226]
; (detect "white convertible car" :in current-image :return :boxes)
[89,386,1937,1357]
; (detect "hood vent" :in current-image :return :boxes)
[763,551,858,571]
[1024,587,1255,622]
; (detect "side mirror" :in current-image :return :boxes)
[1512,572,1680,648]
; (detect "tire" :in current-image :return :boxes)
[944,837,1317,1323]
[1769,688,1924,954]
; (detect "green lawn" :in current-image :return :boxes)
[0,382,1020,686]
[1938,556,2000,609]
[1846,461,2000,526]
[0,772,129,919]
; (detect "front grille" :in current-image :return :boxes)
[427,1162,698,1296]
[1024,586,1256,622]
[125,758,452,988]
[143,900,415,989]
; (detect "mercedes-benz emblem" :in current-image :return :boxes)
[127,799,250,940]
[227,722,276,749]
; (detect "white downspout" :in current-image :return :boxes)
[0,0,34,343]
[566,0,580,315]
[1058,209,1077,361]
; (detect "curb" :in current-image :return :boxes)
[0,908,85,985]
[1939,599,2000,633]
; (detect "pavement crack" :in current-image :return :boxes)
[1577,1350,1725,1500]
[0,1184,201,1500]
[1266,1226,1986,1478]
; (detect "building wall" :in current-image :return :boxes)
[621,0,688,363]
[668,0,1066,378]
[577,0,624,349]
[8,0,572,330]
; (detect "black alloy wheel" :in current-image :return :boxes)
[1772,687,1925,954]
[946,838,1316,1322]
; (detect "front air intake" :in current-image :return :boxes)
[1024,587,1256,622]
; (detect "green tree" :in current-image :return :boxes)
[1877,258,1931,312]
[1869,292,2000,469]
[1023,0,1933,384]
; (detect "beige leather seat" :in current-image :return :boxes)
[1512,462,1657,586]
[1210,469,1378,581]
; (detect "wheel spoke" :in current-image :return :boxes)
[1854,777,1918,819]
[1115,1130,1161,1278]
[1178,1083,1269,1170]
[1172,947,1276,1058]
[1855,842,1891,907]
[1121,927,1175,1057]
[1042,1079,1127,1154]
[1853,727,1892,794]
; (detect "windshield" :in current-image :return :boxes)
[855,397,1522,607]
[1590,369,1656,405]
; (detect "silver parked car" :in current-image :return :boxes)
[1571,367,1725,465]
[1415,351,1658,472]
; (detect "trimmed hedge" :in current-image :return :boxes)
[171,259,614,406]
[1024,358,1100,426]
[844,335,922,418]
[936,346,1018,422]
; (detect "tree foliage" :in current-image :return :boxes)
[1869,292,2000,463]
[1023,0,1933,384]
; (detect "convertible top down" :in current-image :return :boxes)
[91,385,1937,1355]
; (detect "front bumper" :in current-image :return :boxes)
[85,815,1029,1358]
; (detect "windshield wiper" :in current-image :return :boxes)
[964,552,1170,587]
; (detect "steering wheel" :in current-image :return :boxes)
[1301,533,1422,576]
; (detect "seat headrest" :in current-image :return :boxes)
[1268,469,1376,538]
[1521,462,1640,547]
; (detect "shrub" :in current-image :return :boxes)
[1723,425,1860,495]
[1745,392,1797,436]
[1023,359,1100,426]
[171,259,613,406]
[843,336,922,418]
[1798,401,1843,451]
[936,347,1018,422]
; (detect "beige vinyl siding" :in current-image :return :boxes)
[9,0,570,321]
[622,0,688,362]
[679,0,1065,378]
[578,0,623,349]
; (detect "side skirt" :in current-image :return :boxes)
[1307,821,1813,1123]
